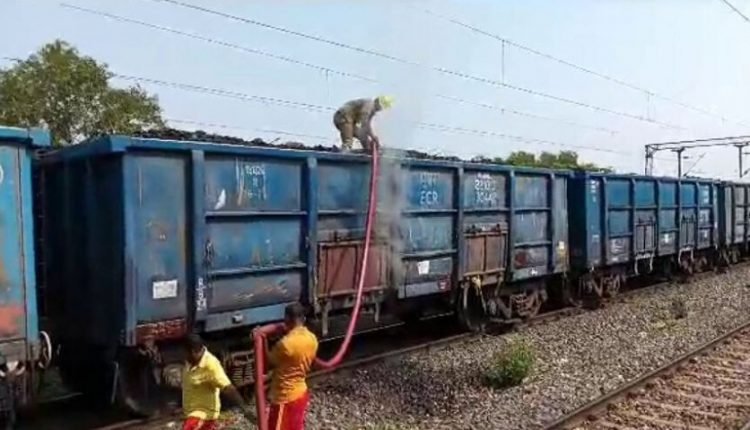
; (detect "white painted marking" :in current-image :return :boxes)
[417,260,430,275]
[474,173,499,206]
[214,189,226,210]
[419,190,439,206]
[0,164,4,185]
[153,279,178,299]
[196,277,207,311]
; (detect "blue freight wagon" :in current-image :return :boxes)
[569,172,718,296]
[458,163,570,329]
[0,126,49,426]
[717,180,750,264]
[37,134,570,409]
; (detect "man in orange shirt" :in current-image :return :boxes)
[266,303,319,430]
[182,334,253,430]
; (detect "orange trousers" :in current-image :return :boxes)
[268,390,310,430]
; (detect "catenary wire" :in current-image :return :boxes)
[1,54,673,163]
[720,0,750,22]
[61,3,623,136]
[129,0,686,130]
[419,7,750,128]
[112,73,650,157]
[59,3,376,83]
[165,118,334,142]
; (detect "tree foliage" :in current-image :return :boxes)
[0,40,163,146]
[493,150,612,172]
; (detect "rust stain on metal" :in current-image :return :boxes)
[251,246,262,266]
[177,219,186,265]
[0,258,8,294]
[0,304,24,337]
[235,281,290,302]
[135,318,187,344]
[317,242,386,298]
[0,227,7,289]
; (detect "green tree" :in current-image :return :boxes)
[502,151,538,167]
[0,40,163,146]
[498,150,612,172]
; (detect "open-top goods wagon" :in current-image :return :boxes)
[35,133,570,409]
[569,172,718,296]
[0,126,50,428]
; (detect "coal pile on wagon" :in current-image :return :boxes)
[131,127,468,163]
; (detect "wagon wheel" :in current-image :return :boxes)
[603,276,620,298]
[562,280,582,308]
[686,261,694,276]
[519,292,543,319]
[116,347,163,418]
[578,275,603,309]
[694,256,708,273]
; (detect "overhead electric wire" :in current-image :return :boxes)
[2,50,669,166]
[112,72,650,157]
[130,0,685,130]
[59,3,376,83]
[166,118,334,142]
[683,152,707,176]
[114,74,336,113]
[0,51,668,159]
[62,3,623,136]
[420,7,750,128]
[720,0,750,22]
[434,94,620,135]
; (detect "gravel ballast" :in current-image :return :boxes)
[304,266,750,430]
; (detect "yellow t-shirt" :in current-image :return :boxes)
[182,349,232,420]
[269,326,319,404]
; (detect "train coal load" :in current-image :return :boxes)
[0,127,50,428]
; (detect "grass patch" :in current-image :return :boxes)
[483,338,535,389]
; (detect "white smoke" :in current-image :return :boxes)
[371,2,438,290]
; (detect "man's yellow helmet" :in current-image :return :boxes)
[376,95,394,110]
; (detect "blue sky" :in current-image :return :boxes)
[3,0,750,177]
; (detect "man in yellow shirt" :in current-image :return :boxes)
[267,303,319,430]
[182,334,252,430]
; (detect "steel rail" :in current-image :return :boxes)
[543,317,750,429]
[82,262,750,430]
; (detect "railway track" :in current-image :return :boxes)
[545,319,750,430]
[82,308,586,430]
[18,266,743,430]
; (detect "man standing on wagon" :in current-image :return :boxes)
[265,303,319,430]
[333,95,394,152]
